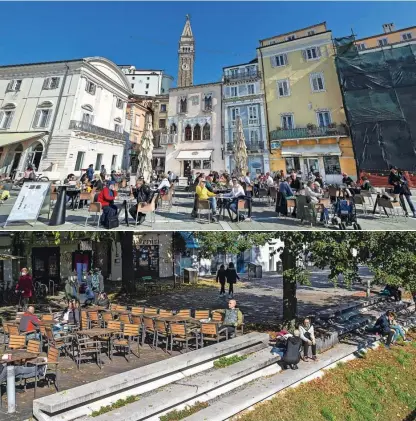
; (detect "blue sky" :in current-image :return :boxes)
[1,2,415,85]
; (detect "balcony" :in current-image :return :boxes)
[202,105,213,113]
[69,120,124,141]
[224,71,261,83]
[226,141,265,152]
[270,124,349,141]
[160,133,178,145]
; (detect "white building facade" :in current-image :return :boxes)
[164,83,225,177]
[223,60,270,177]
[119,66,173,96]
[0,57,131,179]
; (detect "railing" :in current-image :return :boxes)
[69,120,124,141]
[270,124,349,141]
[248,119,259,126]
[224,71,261,82]
[226,141,265,152]
[202,105,213,113]
[160,133,178,145]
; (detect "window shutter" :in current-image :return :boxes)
[5,111,14,129]
[301,50,307,61]
[270,56,276,68]
[316,47,322,57]
[91,84,96,95]
[32,110,41,128]
[0,111,4,127]
[53,78,60,89]
[283,54,288,65]
[90,115,94,125]
[6,81,13,92]
[43,78,50,90]
[45,110,53,127]
[85,82,89,92]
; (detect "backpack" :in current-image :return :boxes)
[159,186,169,196]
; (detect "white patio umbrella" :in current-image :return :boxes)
[137,115,154,183]
[233,116,248,178]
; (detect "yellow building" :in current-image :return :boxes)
[258,22,357,184]
[355,23,414,51]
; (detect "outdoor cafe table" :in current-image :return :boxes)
[77,328,120,360]
[2,350,39,413]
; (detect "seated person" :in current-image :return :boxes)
[195,178,218,221]
[157,174,171,194]
[83,286,95,306]
[342,173,354,187]
[223,178,248,221]
[92,174,103,191]
[279,177,295,198]
[374,311,395,349]
[274,330,302,370]
[129,177,153,225]
[314,173,324,188]
[216,299,243,338]
[390,313,411,344]
[96,292,110,308]
[290,173,302,191]
[271,331,293,358]
[361,176,372,191]
[60,301,80,326]
[243,172,252,187]
[19,306,40,339]
[382,285,402,301]
[23,165,36,182]
[304,181,322,204]
[97,181,118,226]
[299,318,317,361]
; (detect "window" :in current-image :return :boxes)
[203,123,211,140]
[6,79,22,92]
[204,95,212,111]
[131,84,135,89]
[249,130,259,143]
[317,111,331,127]
[231,107,240,122]
[111,155,117,170]
[310,72,325,92]
[145,84,149,89]
[115,124,123,133]
[147,77,150,80]
[202,159,211,170]
[95,153,103,170]
[273,54,288,67]
[135,115,140,127]
[281,114,294,130]
[248,106,258,124]
[304,47,321,60]
[170,123,177,134]
[230,68,239,77]
[193,124,201,141]
[247,84,255,95]
[159,119,166,129]
[74,152,85,171]
[230,86,238,97]
[285,157,300,173]
[324,156,341,175]
[308,30,315,36]
[160,104,167,112]
[179,98,187,113]
[357,43,366,51]
[145,91,148,94]
[286,35,296,41]
[33,109,52,128]
[378,38,388,47]
[276,79,290,97]
[0,110,14,129]
[184,124,192,141]
[116,98,123,109]
[132,77,135,80]
[192,160,201,169]
[43,77,60,90]
[86,81,96,95]
[402,33,412,41]
[82,113,94,125]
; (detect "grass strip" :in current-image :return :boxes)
[91,395,139,417]
[160,402,209,421]
[214,355,247,368]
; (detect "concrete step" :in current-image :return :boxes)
[85,347,280,421]
[33,333,268,421]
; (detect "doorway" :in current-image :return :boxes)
[134,245,159,279]
[183,160,191,177]
[303,157,320,176]
[10,144,23,176]
[32,247,60,285]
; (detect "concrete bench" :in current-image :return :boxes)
[84,347,280,421]
[33,332,268,421]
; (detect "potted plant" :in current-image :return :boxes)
[306,123,317,134]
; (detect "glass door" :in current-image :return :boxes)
[303,158,319,177]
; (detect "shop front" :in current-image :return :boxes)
[176,150,213,178]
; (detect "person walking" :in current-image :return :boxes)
[86,164,94,182]
[225,262,239,298]
[15,268,33,310]
[388,167,416,218]
[216,264,227,297]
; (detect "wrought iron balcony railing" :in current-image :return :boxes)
[160,133,178,145]
[226,141,265,152]
[223,71,261,83]
[270,124,349,141]
[69,120,124,141]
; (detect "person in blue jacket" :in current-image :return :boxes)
[86,164,94,182]
[374,311,395,349]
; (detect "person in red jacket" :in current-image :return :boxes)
[15,268,33,310]
[97,181,118,226]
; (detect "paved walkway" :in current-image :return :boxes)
[1,189,416,231]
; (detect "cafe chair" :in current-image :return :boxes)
[84,202,102,227]
[196,199,214,223]
[135,194,158,227]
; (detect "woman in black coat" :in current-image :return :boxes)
[225,262,239,298]
[281,330,302,370]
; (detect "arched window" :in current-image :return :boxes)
[2,103,16,110]
[170,123,177,134]
[180,98,187,113]
[193,124,201,141]
[185,124,192,141]
[33,102,53,128]
[203,123,211,140]
[38,101,53,108]
[204,95,212,111]
[114,117,122,123]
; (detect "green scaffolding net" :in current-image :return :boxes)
[334,36,416,172]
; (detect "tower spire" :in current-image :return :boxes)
[181,14,193,37]
[177,14,195,87]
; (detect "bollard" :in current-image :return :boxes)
[6,365,16,413]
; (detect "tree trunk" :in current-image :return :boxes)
[120,232,134,292]
[282,246,297,329]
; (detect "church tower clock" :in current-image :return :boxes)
[177,15,194,88]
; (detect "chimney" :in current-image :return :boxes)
[382,23,395,33]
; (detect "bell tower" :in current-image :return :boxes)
[177,14,194,88]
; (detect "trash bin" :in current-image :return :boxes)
[183,268,198,284]
[248,263,262,279]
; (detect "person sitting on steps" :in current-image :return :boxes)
[374,310,395,349]
[299,317,318,361]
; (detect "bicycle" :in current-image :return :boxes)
[15,173,50,187]
[33,280,48,299]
